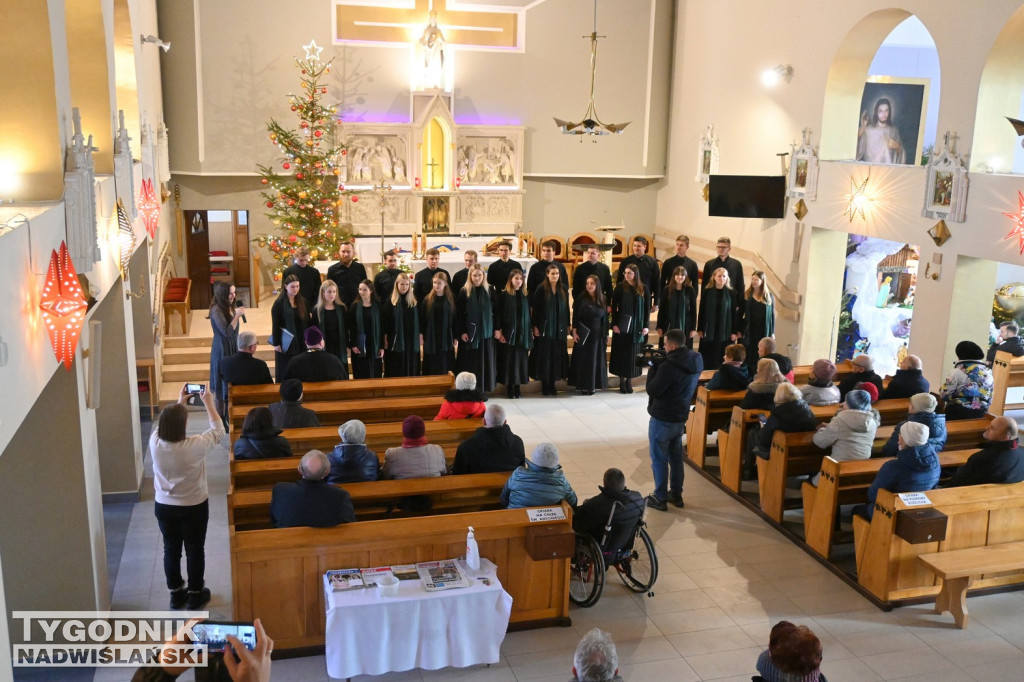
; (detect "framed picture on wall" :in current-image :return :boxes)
[787,128,819,200]
[922,131,969,222]
[695,125,719,184]
[856,77,930,166]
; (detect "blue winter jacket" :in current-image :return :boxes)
[500,461,577,509]
[866,443,940,519]
[327,443,380,484]
[879,412,947,458]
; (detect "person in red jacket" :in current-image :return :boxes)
[435,371,487,420]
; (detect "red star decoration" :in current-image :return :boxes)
[39,241,88,369]
[138,178,161,239]
[1004,191,1024,255]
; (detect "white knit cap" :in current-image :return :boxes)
[900,422,929,447]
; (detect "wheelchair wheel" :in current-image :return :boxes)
[569,532,605,607]
[616,526,658,594]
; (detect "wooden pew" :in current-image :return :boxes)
[801,449,977,560]
[230,501,573,650]
[852,482,1024,604]
[990,350,1024,414]
[229,374,455,410]
[718,399,914,493]
[758,415,992,524]
[686,387,746,467]
[229,395,445,433]
[231,416,479,452]
[919,542,1024,628]
[228,472,511,529]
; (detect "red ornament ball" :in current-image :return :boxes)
[321,87,327,93]
[351,195,359,203]
[282,162,291,169]
[341,149,347,156]
[260,178,269,184]
[295,172,305,180]
[287,199,296,206]
[288,235,297,243]
[315,210,323,217]
[302,70,306,74]
[265,201,274,208]
[314,130,323,138]
[290,105,297,112]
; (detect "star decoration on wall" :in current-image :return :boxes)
[303,39,323,62]
[844,174,870,222]
[1003,190,1024,255]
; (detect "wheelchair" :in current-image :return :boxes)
[569,500,658,607]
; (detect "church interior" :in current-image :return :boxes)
[6,0,1024,679]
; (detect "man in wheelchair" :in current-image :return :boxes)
[573,468,644,543]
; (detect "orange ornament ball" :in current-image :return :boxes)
[297,230,307,237]
[332,167,341,175]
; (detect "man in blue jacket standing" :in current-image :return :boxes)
[645,329,703,510]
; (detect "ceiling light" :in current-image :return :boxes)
[761,64,793,88]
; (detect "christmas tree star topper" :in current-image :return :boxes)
[303,39,323,62]
[1003,190,1024,255]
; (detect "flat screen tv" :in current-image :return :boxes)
[708,175,786,219]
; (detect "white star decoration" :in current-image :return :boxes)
[303,39,323,62]
[1003,190,1024,255]
[844,174,870,223]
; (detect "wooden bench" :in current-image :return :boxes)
[757,414,991,524]
[919,542,1024,628]
[227,472,511,530]
[990,350,1024,414]
[686,387,746,467]
[162,277,191,335]
[697,360,855,386]
[852,481,1024,603]
[801,449,978,560]
[231,502,573,650]
[717,399,913,493]
[229,395,445,433]
[229,374,455,410]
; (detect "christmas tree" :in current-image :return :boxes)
[254,41,358,278]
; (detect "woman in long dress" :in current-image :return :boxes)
[609,264,648,394]
[383,272,420,377]
[208,281,244,420]
[656,266,697,350]
[741,270,774,373]
[698,267,741,371]
[420,272,456,375]
[348,280,383,379]
[569,274,608,395]
[529,264,570,396]
[270,274,311,382]
[455,264,496,393]
[312,280,349,380]
[495,269,531,399]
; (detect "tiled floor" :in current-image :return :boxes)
[98,299,1024,681]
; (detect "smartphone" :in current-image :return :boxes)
[185,383,205,395]
[192,621,257,653]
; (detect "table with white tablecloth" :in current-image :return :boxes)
[323,559,512,680]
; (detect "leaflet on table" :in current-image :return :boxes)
[360,566,395,586]
[416,559,472,591]
[391,564,420,581]
[326,568,365,591]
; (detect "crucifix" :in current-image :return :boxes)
[372,180,392,263]
[425,157,440,188]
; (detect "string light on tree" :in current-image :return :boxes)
[1003,190,1024,255]
[255,41,354,279]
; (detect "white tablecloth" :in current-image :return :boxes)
[323,559,512,679]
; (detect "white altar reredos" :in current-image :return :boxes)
[338,90,525,236]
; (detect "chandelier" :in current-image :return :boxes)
[553,0,630,138]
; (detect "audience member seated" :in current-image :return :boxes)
[801,359,840,406]
[268,379,321,429]
[500,443,578,509]
[451,404,525,474]
[855,380,879,403]
[986,320,1024,364]
[570,628,623,682]
[218,330,273,405]
[757,337,794,382]
[944,416,1024,488]
[327,419,379,484]
[572,468,644,543]
[755,621,825,682]
[739,358,787,410]
[270,450,355,528]
[753,383,818,464]
[435,371,487,420]
[812,390,879,461]
[880,393,947,458]
[705,343,750,391]
[837,354,883,401]
[282,326,347,382]
[880,354,929,399]
[233,407,293,460]
[940,341,994,421]
[381,415,447,479]
[863,422,939,519]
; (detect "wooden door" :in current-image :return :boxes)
[233,211,251,289]
[184,210,211,309]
